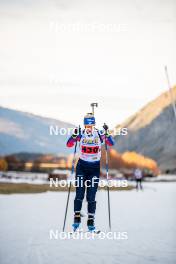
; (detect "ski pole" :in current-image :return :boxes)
[62,133,78,232]
[104,124,111,231]
[164,66,176,120]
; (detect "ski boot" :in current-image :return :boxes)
[87,216,95,232]
[87,216,100,233]
[72,212,81,232]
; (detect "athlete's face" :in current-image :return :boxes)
[85,125,94,134]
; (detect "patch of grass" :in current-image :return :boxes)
[0,182,134,194]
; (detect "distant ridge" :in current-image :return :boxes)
[0,106,74,155]
[114,86,176,172]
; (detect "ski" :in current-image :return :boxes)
[68,229,101,236]
[87,229,101,234]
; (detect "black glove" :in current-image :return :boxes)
[103,123,109,131]
[103,123,110,136]
[73,127,78,134]
[72,127,81,138]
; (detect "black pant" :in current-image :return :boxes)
[74,159,100,214]
[136,178,143,190]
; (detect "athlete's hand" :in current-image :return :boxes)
[103,123,110,136]
[72,127,81,138]
[74,127,78,134]
[103,123,109,131]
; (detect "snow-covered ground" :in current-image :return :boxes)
[0,182,176,264]
[0,171,49,184]
[145,174,176,182]
[1,171,176,187]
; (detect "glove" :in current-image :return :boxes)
[103,123,110,136]
[72,127,81,138]
[103,123,108,131]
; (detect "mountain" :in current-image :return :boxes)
[0,107,74,155]
[114,86,176,172]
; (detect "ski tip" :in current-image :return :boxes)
[87,229,101,234]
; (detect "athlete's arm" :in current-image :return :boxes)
[99,129,114,146]
[101,133,114,146]
[105,134,114,146]
[66,128,81,147]
[102,124,114,146]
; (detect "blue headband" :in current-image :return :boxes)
[84,116,95,125]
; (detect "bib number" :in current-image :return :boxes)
[81,146,99,154]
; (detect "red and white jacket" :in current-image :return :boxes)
[67,129,114,162]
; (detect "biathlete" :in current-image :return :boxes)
[134,168,143,190]
[66,113,114,232]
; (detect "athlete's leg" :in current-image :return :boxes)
[86,165,100,221]
[73,161,86,229]
[136,179,140,190]
[74,161,86,213]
